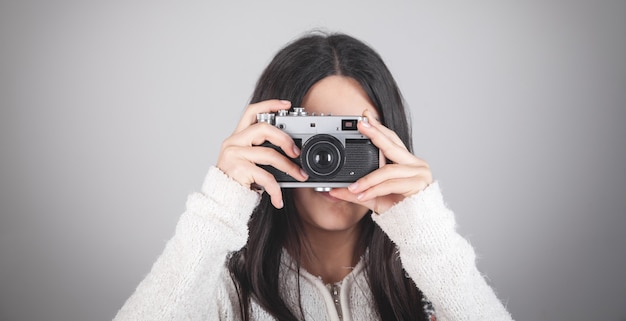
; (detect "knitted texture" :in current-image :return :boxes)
[372,182,513,321]
[114,167,513,321]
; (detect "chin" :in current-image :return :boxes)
[293,187,369,229]
[313,216,362,232]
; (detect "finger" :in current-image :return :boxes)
[226,145,309,181]
[328,187,385,213]
[362,109,406,147]
[219,160,287,209]
[353,176,431,203]
[327,187,362,204]
[361,110,431,167]
[358,117,417,165]
[246,166,285,208]
[234,100,291,133]
[348,164,431,194]
[224,122,301,159]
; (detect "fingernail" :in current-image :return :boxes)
[278,199,284,208]
[348,182,358,191]
[280,100,291,105]
[360,118,371,128]
[356,193,365,200]
[293,144,301,156]
[300,168,309,180]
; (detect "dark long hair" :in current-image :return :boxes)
[227,32,427,321]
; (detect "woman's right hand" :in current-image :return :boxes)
[216,100,309,208]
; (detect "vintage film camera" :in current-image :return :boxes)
[257,107,379,191]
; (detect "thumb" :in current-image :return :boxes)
[328,188,377,212]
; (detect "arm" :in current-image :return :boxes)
[329,110,513,320]
[372,182,513,321]
[114,100,306,320]
[113,166,260,321]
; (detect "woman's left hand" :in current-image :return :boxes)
[329,109,433,214]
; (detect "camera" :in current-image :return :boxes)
[257,107,379,191]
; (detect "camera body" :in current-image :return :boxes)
[257,107,379,190]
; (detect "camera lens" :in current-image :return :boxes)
[301,134,345,178]
[314,150,333,167]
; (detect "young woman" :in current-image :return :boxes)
[114,33,514,321]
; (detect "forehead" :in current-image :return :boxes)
[301,76,380,119]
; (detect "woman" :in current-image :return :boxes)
[114,33,513,321]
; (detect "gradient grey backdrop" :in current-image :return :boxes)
[1,1,625,320]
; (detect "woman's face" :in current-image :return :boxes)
[293,75,380,233]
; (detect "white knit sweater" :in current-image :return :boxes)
[113,166,513,321]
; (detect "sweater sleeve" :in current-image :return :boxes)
[113,166,260,321]
[371,182,513,321]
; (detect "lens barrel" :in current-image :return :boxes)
[301,134,345,178]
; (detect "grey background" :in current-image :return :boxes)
[1,0,625,320]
